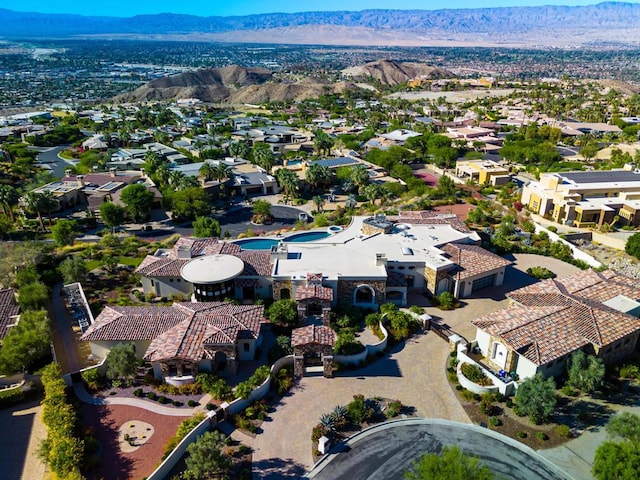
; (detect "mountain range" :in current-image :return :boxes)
[119,60,453,103]
[3,2,640,47]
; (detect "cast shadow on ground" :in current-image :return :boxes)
[252,457,308,479]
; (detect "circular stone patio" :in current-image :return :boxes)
[118,420,154,453]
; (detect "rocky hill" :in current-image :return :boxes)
[3,3,640,47]
[119,65,355,104]
[342,60,453,86]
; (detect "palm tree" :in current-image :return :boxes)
[0,185,19,221]
[351,165,370,191]
[251,143,275,172]
[168,171,187,190]
[229,141,250,160]
[144,151,163,175]
[214,163,232,182]
[275,168,299,204]
[313,195,325,213]
[199,162,216,182]
[23,192,48,231]
[155,164,171,186]
[363,184,381,205]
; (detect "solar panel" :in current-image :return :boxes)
[561,171,640,184]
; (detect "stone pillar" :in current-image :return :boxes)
[322,308,331,326]
[294,355,304,381]
[227,357,237,376]
[297,306,306,325]
[323,355,333,378]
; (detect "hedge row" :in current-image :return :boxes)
[40,363,86,480]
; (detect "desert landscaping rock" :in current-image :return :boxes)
[118,420,154,453]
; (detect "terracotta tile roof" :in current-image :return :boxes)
[442,243,512,281]
[144,303,265,362]
[387,210,471,233]
[135,238,251,278]
[236,251,272,276]
[0,288,19,341]
[306,272,323,283]
[81,306,187,341]
[473,270,640,366]
[292,325,336,347]
[295,284,333,302]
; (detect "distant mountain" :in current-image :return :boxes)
[119,65,355,103]
[342,60,453,86]
[3,3,640,47]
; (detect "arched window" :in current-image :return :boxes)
[280,288,291,299]
[354,285,375,304]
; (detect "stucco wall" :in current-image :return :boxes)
[90,340,151,361]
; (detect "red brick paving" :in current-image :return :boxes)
[80,404,184,480]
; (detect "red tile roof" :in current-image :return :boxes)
[0,288,19,341]
[82,302,266,363]
[295,284,333,302]
[292,325,336,347]
[473,270,640,366]
[442,243,512,281]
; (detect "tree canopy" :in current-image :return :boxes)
[566,350,605,394]
[267,299,298,326]
[514,373,557,424]
[171,187,211,221]
[99,202,126,232]
[59,256,88,284]
[404,445,495,480]
[193,216,221,238]
[105,342,137,380]
[0,310,51,375]
[51,220,79,247]
[120,184,154,222]
[625,233,640,260]
[184,430,232,480]
[593,412,640,480]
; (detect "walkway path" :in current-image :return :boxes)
[73,383,214,417]
[50,283,80,373]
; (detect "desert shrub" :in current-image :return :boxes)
[517,431,528,439]
[505,398,514,408]
[618,363,640,380]
[460,363,493,386]
[206,403,216,411]
[81,368,102,392]
[488,416,502,427]
[385,400,403,418]
[526,266,556,279]
[409,305,425,315]
[535,431,548,441]
[133,388,144,397]
[158,396,170,404]
[272,367,294,395]
[172,400,182,407]
[311,423,327,444]
[561,385,578,396]
[187,399,198,407]
[434,291,455,310]
[196,373,233,401]
[146,391,158,401]
[556,424,572,438]
[162,413,206,459]
[461,389,476,402]
[347,394,374,425]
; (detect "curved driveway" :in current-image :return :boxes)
[307,419,571,480]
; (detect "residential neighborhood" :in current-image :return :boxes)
[2,18,640,480]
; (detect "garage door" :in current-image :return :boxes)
[472,274,496,291]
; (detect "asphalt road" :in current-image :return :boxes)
[307,419,571,480]
[33,145,73,177]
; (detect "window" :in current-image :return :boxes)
[243,343,250,352]
[177,278,181,283]
[170,278,174,282]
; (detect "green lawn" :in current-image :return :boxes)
[85,260,101,271]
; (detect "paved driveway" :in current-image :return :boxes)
[0,398,46,480]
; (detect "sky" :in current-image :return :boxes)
[7,1,638,17]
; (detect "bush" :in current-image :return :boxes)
[488,416,502,427]
[385,400,403,418]
[516,431,528,439]
[158,396,170,404]
[461,389,476,402]
[347,394,374,425]
[618,363,640,380]
[187,399,198,407]
[81,368,102,392]
[556,424,572,438]
[535,431,548,441]
[560,385,578,396]
[133,388,144,397]
[162,414,206,459]
[526,266,556,279]
[172,400,183,407]
[434,291,455,310]
[505,398,514,408]
[460,363,493,386]
[146,391,158,401]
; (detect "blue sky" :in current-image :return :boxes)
[11,1,636,17]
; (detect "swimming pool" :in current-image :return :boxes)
[234,231,331,250]
[234,238,280,250]
[285,231,331,242]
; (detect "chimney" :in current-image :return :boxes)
[77,175,85,187]
[92,165,99,172]
[109,167,117,178]
[140,167,146,178]
[177,245,192,259]
[65,169,72,178]
[270,243,288,263]
[375,253,387,266]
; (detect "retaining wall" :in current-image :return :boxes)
[146,411,216,480]
[333,321,388,366]
[533,224,601,268]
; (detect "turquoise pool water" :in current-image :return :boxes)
[234,238,279,250]
[234,231,331,250]
[285,231,331,242]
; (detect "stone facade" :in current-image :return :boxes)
[323,356,334,378]
[272,280,293,301]
[424,266,453,296]
[337,279,386,305]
